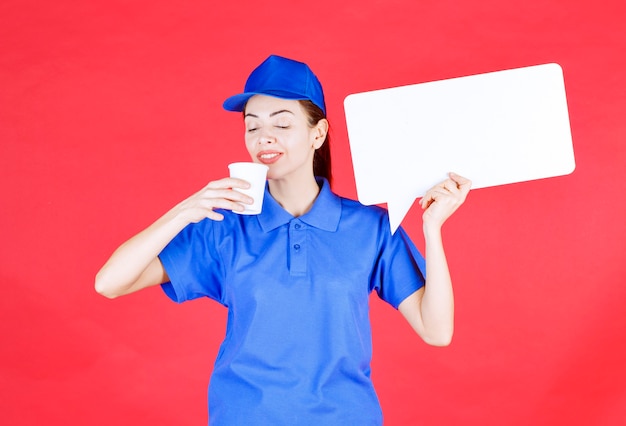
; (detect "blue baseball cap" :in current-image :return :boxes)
[223,55,326,114]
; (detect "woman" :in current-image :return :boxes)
[96,55,471,425]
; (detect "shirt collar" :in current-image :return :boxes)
[258,177,341,233]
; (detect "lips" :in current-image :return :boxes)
[257,151,283,164]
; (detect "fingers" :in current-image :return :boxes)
[203,194,249,212]
[449,172,472,195]
[204,177,254,205]
[441,179,459,194]
[439,173,471,193]
[420,179,457,209]
[207,177,251,191]
[206,189,254,213]
[420,173,471,210]
[419,186,448,209]
[179,177,258,223]
[419,173,471,228]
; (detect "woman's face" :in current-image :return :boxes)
[244,95,326,182]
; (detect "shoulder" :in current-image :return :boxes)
[334,192,416,246]
[338,193,387,216]
[336,193,391,229]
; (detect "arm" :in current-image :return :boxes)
[94,177,253,299]
[398,172,471,346]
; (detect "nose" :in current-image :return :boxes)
[257,128,276,144]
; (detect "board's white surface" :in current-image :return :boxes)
[344,63,575,232]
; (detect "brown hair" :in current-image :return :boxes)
[298,100,332,186]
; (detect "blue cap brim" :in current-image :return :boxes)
[223,90,315,112]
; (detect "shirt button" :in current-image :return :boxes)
[293,244,301,250]
[294,224,301,229]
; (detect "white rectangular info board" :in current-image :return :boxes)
[344,63,576,232]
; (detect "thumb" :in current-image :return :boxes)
[449,172,472,193]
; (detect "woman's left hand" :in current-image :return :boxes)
[420,172,471,228]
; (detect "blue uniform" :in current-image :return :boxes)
[159,177,426,425]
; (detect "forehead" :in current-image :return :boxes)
[244,95,304,117]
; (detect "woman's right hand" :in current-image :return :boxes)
[174,177,254,224]
[95,177,255,298]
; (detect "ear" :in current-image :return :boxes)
[312,118,329,149]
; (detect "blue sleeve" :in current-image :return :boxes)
[158,218,225,304]
[371,224,426,309]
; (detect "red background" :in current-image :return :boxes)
[1,1,625,425]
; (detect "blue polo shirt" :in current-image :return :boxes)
[159,177,426,425]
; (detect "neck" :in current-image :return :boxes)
[268,174,320,217]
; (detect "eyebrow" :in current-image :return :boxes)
[244,109,295,119]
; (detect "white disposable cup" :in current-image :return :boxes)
[228,162,269,215]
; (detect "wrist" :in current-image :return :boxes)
[423,221,443,241]
[160,202,194,230]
